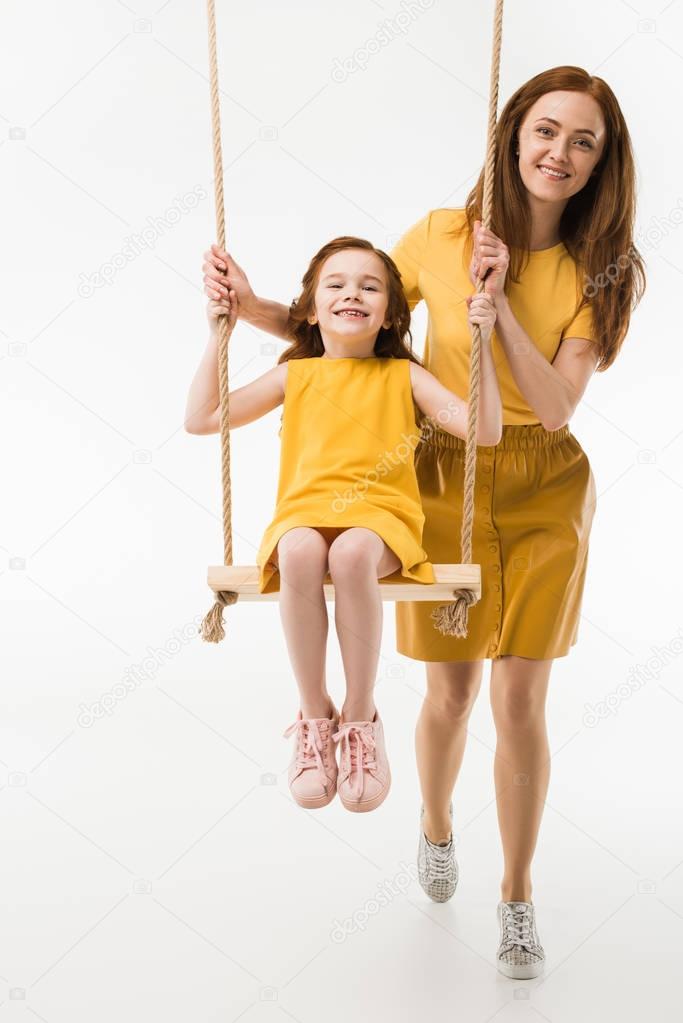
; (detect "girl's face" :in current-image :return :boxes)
[308,249,392,347]
[517,90,606,205]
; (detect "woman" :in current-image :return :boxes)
[201,66,645,978]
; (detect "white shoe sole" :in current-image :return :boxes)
[496,958,545,980]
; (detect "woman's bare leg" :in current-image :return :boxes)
[489,655,553,903]
[327,527,400,723]
[416,660,483,843]
[275,527,333,719]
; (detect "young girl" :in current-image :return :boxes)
[185,237,502,814]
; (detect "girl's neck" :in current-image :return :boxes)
[321,346,376,360]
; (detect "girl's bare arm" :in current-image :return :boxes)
[410,354,502,447]
[409,292,503,445]
[185,334,286,435]
[185,286,287,435]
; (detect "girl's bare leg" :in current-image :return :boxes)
[327,527,400,722]
[274,527,333,719]
[489,655,553,903]
[416,661,483,843]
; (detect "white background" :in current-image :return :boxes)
[2,0,683,1019]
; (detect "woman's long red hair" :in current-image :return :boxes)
[461,65,645,371]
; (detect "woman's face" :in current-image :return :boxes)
[517,90,606,204]
[309,249,391,344]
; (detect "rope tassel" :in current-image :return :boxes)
[201,589,239,644]
[431,589,478,638]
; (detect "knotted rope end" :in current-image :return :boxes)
[201,589,239,643]
[430,589,478,638]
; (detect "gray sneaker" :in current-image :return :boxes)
[417,804,458,902]
[496,900,545,979]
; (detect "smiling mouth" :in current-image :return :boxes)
[538,164,569,180]
[334,309,368,318]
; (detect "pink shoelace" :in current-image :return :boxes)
[333,722,377,799]
[282,717,330,787]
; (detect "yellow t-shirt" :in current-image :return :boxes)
[389,207,595,426]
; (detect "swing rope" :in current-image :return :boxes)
[201,0,504,644]
[201,0,238,643]
[430,0,504,638]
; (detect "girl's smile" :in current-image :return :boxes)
[334,307,369,319]
[308,248,392,357]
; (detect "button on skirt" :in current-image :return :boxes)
[395,423,597,661]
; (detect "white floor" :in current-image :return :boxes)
[3,587,682,1022]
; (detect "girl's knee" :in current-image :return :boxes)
[277,528,329,579]
[327,533,377,578]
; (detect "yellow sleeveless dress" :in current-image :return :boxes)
[256,356,435,594]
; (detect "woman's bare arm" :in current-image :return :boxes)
[493,296,599,430]
[470,222,599,430]
[243,296,291,339]
[203,244,291,341]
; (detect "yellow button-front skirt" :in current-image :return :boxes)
[395,423,597,661]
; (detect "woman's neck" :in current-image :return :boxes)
[527,194,567,250]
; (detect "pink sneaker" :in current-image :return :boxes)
[283,708,339,809]
[333,710,391,813]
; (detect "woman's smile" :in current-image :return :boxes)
[537,163,570,181]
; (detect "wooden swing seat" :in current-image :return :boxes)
[208,563,481,602]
